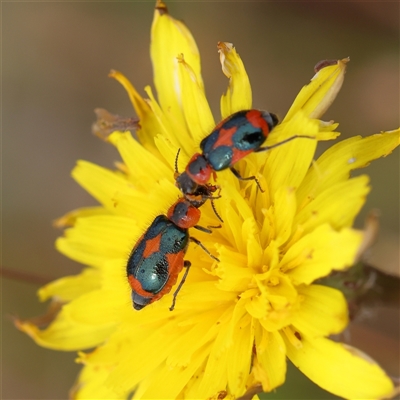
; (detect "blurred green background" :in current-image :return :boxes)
[2,1,399,399]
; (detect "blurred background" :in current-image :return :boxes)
[2,1,399,399]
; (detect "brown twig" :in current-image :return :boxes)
[1,265,54,286]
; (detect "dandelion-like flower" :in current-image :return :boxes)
[17,1,399,399]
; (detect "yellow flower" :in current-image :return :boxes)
[16,1,399,399]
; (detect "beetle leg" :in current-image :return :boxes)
[193,225,212,234]
[169,260,191,311]
[230,167,265,193]
[189,236,219,262]
[211,199,224,223]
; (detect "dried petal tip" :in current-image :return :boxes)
[155,0,168,15]
[310,57,349,118]
[218,42,252,117]
[92,108,139,141]
[314,58,349,73]
[284,57,349,121]
[218,42,235,79]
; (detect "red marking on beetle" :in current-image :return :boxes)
[179,207,201,229]
[212,126,237,148]
[142,235,161,258]
[128,275,153,297]
[128,252,185,306]
[167,199,201,229]
[164,252,185,281]
[151,252,185,301]
[246,109,269,134]
[185,154,212,185]
[230,147,253,165]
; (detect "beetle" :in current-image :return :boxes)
[175,109,314,198]
[174,148,224,222]
[127,198,218,311]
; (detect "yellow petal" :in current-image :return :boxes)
[219,42,252,118]
[64,288,128,325]
[110,178,180,224]
[165,308,222,368]
[71,363,125,400]
[15,308,115,351]
[284,336,394,399]
[77,329,127,368]
[172,281,235,313]
[217,184,256,254]
[227,315,253,396]
[71,160,132,213]
[38,268,101,302]
[139,345,209,399]
[151,1,202,130]
[280,224,363,284]
[263,112,319,197]
[295,175,370,234]
[284,58,349,121]
[107,131,170,189]
[176,54,215,145]
[213,247,252,294]
[53,206,109,228]
[106,322,184,391]
[56,215,139,268]
[297,128,400,206]
[143,84,193,157]
[253,326,286,392]
[196,313,231,397]
[108,69,159,152]
[273,186,297,246]
[291,284,348,337]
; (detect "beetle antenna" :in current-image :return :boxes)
[255,135,315,152]
[174,148,181,174]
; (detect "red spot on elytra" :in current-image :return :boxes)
[213,126,236,148]
[246,109,269,134]
[128,275,152,297]
[142,235,161,258]
[231,147,253,164]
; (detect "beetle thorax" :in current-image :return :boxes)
[185,153,212,185]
